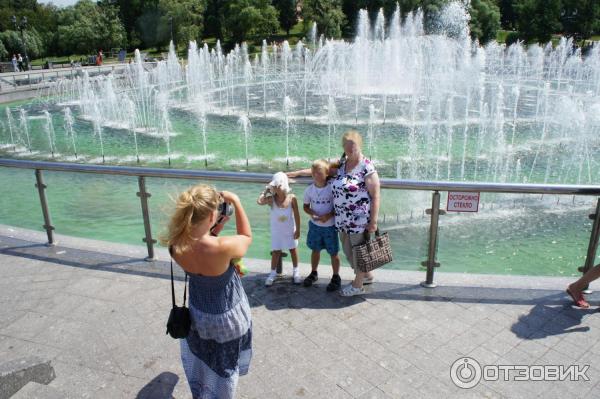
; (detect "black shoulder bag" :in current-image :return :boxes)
[166,247,191,339]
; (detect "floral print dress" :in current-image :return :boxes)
[331,157,376,234]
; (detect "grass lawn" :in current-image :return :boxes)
[496,30,510,43]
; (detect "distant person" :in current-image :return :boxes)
[567,265,600,308]
[11,54,18,72]
[161,185,253,399]
[17,54,23,71]
[96,49,103,66]
[257,172,302,286]
[301,159,342,292]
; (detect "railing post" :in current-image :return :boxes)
[578,197,600,293]
[421,190,445,288]
[34,169,55,246]
[137,176,156,261]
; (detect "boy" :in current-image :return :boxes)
[302,159,341,291]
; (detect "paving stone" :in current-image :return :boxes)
[0,356,55,399]
[1,233,600,399]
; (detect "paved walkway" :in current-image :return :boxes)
[1,228,600,398]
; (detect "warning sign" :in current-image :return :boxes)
[447,192,480,212]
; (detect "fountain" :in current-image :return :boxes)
[42,111,57,158]
[18,109,32,152]
[282,96,294,167]
[1,2,600,278]
[0,1,597,185]
[4,108,16,151]
[63,107,77,159]
[238,114,252,167]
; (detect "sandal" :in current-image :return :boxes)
[340,284,365,297]
[566,287,590,309]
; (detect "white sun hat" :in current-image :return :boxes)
[268,171,291,193]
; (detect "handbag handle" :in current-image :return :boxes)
[364,229,381,241]
[169,246,188,309]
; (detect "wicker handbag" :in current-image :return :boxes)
[352,230,393,272]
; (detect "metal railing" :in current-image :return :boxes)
[2,157,600,288]
[0,63,156,93]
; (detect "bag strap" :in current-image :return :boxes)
[170,253,176,309]
[169,246,188,309]
[364,229,381,241]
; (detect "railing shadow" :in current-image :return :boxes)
[0,237,186,281]
[3,234,599,319]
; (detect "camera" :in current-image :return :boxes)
[263,186,274,198]
[218,201,234,218]
[210,201,234,236]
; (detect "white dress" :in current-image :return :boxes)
[270,198,298,250]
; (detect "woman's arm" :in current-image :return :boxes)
[292,196,301,239]
[220,191,252,258]
[286,169,311,178]
[365,172,381,232]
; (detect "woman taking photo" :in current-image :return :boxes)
[162,184,252,398]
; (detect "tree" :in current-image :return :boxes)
[497,0,517,29]
[514,0,562,43]
[560,0,600,42]
[272,0,297,35]
[0,39,7,61]
[223,0,279,44]
[98,0,161,48]
[57,0,126,55]
[303,0,346,39]
[135,7,170,49]
[469,0,500,43]
[204,0,224,38]
[158,0,205,48]
[0,28,44,59]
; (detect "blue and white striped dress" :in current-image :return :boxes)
[180,264,252,399]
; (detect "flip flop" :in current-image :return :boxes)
[566,288,590,309]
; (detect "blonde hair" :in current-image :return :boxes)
[341,129,363,149]
[160,184,220,254]
[311,159,329,173]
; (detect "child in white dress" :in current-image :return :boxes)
[257,172,301,286]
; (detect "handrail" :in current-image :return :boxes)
[2,158,600,196]
[1,157,600,288]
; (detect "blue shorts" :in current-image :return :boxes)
[306,221,339,256]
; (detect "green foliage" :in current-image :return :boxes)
[560,0,600,41]
[505,30,521,45]
[100,0,159,49]
[158,0,205,48]
[469,0,500,43]
[0,39,7,60]
[514,0,562,43]
[0,28,44,59]
[497,0,516,29]
[222,0,280,44]
[57,0,126,55]
[303,0,346,39]
[272,0,297,35]
[135,7,169,49]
